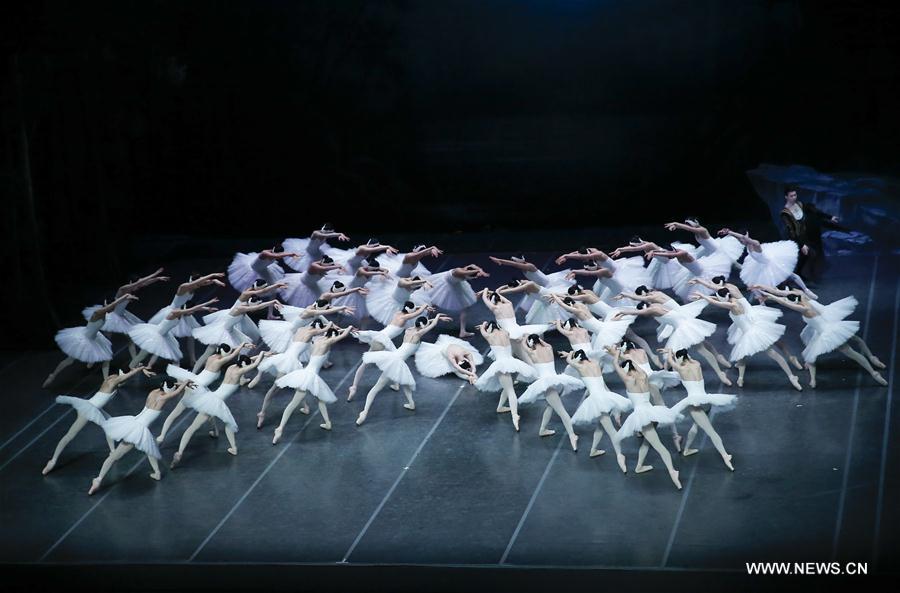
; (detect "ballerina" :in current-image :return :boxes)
[42,365,154,475]
[43,293,139,388]
[480,288,553,364]
[227,244,298,292]
[82,268,169,356]
[663,348,736,470]
[608,347,682,489]
[346,301,432,401]
[274,324,355,441]
[555,318,600,362]
[718,228,817,299]
[191,297,278,372]
[489,255,572,321]
[663,218,744,269]
[561,350,631,470]
[381,244,442,278]
[279,256,344,308]
[516,335,584,450]
[474,321,539,431]
[355,314,453,426]
[155,342,251,443]
[414,334,483,383]
[366,276,433,326]
[757,288,887,387]
[417,264,489,337]
[147,273,227,366]
[643,245,733,303]
[325,258,388,323]
[257,300,350,355]
[128,298,219,368]
[618,339,684,451]
[321,238,399,277]
[88,379,190,494]
[170,352,268,467]
[201,280,286,345]
[548,295,635,353]
[688,279,802,391]
[282,224,351,272]
[253,320,329,429]
[555,247,652,304]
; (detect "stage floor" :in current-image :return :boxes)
[2,247,898,589]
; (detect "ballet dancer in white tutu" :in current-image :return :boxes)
[274,324,355,441]
[549,295,635,353]
[324,258,388,323]
[643,245,733,303]
[148,273,227,366]
[191,296,278,372]
[480,288,553,365]
[555,247,652,304]
[381,244,442,278]
[43,293,139,387]
[82,268,170,356]
[663,348,736,470]
[663,218,744,269]
[281,224,351,272]
[279,255,345,308]
[608,347,682,489]
[561,349,631,471]
[618,339,683,451]
[171,352,268,467]
[227,244,298,292]
[489,255,572,321]
[555,318,601,363]
[129,298,219,368]
[517,334,584,451]
[88,379,191,494]
[474,321,538,431]
[43,365,155,475]
[253,320,330,429]
[201,279,286,345]
[156,342,252,443]
[346,301,433,401]
[355,314,453,426]
[418,264,490,337]
[256,299,349,356]
[689,280,803,391]
[717,228,817,299]
[365,275,433,326]
[757,288,887,387]
[414,334,483,383]
[321,238,399,276]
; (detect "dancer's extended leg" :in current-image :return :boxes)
[44,415,89,474]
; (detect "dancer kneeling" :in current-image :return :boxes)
[414,334,483,384]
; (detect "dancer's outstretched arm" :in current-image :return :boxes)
[489,256,538,272]
[89,294,138,321]
[689,293,737,312]
[118,268,169,296]
[717,228,761,252]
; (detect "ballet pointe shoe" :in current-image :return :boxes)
[870,356,887,370]
[872,371,888,387]
[42,460,56,475]
[272,428,283,445]
[789,356,803,371]
[512,414,520,432]
[319,421,332,431]
[170,451,182,468]
[809,376,817,389]
[635,464,654,474]
[539,428,556,437]
[346,386,357,402]
[390,383,400,392]
[323,360,333,369]
[149,470,162,481]
[42,373,56,388]
[569,434,578,452]
[403,402,416,411]
[789,375,803,392]
[299,405,310,415]
[209,428,219,438]
[722,453,734,471]
[682,448,698,457]
[715,354,732,369]
[616,453,627,474]
[256,412,265,429]
[355,411,367,426]
[589,448,606,458]
[736,376,744,388]
[88,478,101,496]
[717,371,732,387]
[496,406,511,413]
[227,447,238,456]
[672,434,683,453]
[670,469,682,489]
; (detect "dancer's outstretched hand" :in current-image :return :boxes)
[717,228,731,236]
[557,350,570,359]
[664,222,679,231]
[688,292,704,301]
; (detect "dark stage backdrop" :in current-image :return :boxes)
[2,0,899,342]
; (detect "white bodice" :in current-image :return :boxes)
[804,314,826,331]
[196,368,220,387]
[582,375,609,392]
[87,390,116,408]
[626,391,651,407]
[286,340,310,358]
[112,299,130,314]
[134,407,161,426]
[156,316,179,334]
[383,324,405,339]
[681,379,707,397]
[171,291,193,309]
[222,313,243,329]
[579,316,604,334]
[396,261,415,278]
[533,361,557,378]
[306,353,328,373]
[250,255,271,274]
[587,300,614,318]
[396,341,420,359]
[490,344,513,360]
[349,273,367,288]
[213,382,239,401]
[84,317,105,338]
[392,285,412,303]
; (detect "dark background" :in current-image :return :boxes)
[3,0,899,343]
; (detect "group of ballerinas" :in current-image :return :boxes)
[40,220,888,493]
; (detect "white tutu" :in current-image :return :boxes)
[330,283,369,322]
[259,317,308,353]
[518,362,584,405]
[203,308,260,342]
[604,257,652,293]
[54,321,113,363]
[257,341,308,377]
[570,376,632,423]
[182,383,239,432]
[671,251,733,301]
[56,391,114,426]
[279,272,322,307]
[355,326,402,351]
[474,357,538,392]
[635,361,681,390]
[727,310,786,361]
[281,237,328,272]
[671,380,736,414]
[414,335,483,378]
[801,315,859,363]
[580,316,634,351]
[803,296,858,344]
[725,299,783,348]
[82,302,142,334]
[192,315,254,348]
[362,347,418,388]
[646,256,679,290]
[228,252,286,292]
[524,285,571,324]
[496,317,552,341]
[128,321,183,361]
[366,277,414,326]
[697,235,745,263]
[275,355,337,402]
[616,393,679,438]
[148,307,200,338]
[418,271,477,311]
[165,365,219,388]
[658,302,717,352]
[516,269,571,313]
[102,408,162,458]
[739,241,798,288]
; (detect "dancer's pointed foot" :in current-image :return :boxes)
[512,414,520,432]
[239,377,250,387]
[88,478,101,496]
[723,453,734,471]
[682,448,698,457]
[323,360,334,369]
[299,405,310,415]
[42,373,56,388]
[569,434,578,451]
[403,402,416,411]
[617,453,627,473]
[346,386,356,401]
[248,376,261,389]
[809,377,817,389]
[718,371,732,386]
[496,406,511,413]
[589,448,605,458]
[635,464,653,474]
[872,371,888,386]
[870,356,887,370]
[272,427,283,445]
[736,376,744,388]
[149,470,162,481]
[390,383,400,391]
[170,451,182,468]
[539,428,556,437]
[789,375,803,391]
[42,460,56,475]
[672,433,683,453]
[355,411,367,426]
[320,421,332,431]
[208,428,219,438]
[789,356,804,370]
[716,355,732,369]
[227,447,238,456]
[256,412,265,429]
[670,469,682,489]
